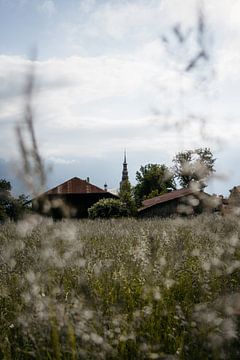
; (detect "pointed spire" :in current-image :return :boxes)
[120,150,128,190]
[124,148,127,164]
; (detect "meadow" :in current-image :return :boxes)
[1,214,240,359]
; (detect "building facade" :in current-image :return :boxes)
[32,177,118,219]
[138,188,219,218]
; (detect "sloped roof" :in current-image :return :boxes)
[139,188,194,212]
[230,186,240,193]
[44,177,106,195]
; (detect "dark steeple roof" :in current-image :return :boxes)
[120,150,128,189]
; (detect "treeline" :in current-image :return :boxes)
[89,147,215,218]
[0,147,215,221]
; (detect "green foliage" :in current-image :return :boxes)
[0,179,29,222]
[0,179,11,192]
[1,215,240,358]
[118,180,137,216]
[88,198,130,219]
[134,163,176,206]
[173,147,216,188]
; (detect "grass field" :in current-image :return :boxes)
[1,214,240,359]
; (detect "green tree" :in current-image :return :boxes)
[0,179,11,192]
[0,179,12,222]
[0,179,29,222]
[134,164,176,206]
[118,180,137,216]
[172,148,216,188]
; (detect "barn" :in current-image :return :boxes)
[220,186,240,215]
[31,177,118,219]
[138,188,220,218]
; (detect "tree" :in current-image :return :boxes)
[118,179,137,216]
[0,179,29,222]
[134,164,176,206]
[172,148,215,189]
[0,179,12,222]
[0,179,11,192]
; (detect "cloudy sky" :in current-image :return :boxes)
[0,0,240,195]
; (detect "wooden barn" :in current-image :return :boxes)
[220,186,240,215]
[31,177,118,219]
[228,186,240,206]
[138,188,220,218]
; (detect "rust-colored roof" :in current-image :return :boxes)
[230,186,240,193]
[45,177,106,195]
[139,188,194,212]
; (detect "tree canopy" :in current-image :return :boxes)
[118,179,137,216]
[134,164,176,206]
[0,179,29,222]
[172,148,216,188]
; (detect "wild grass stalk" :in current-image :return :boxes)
[1,215,240,358]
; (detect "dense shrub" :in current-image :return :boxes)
[88,198,130,218]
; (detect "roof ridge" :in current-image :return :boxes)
[45,176,81,193]
[140,188,194,211]
[43,176,107,195]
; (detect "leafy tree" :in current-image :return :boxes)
[0,179,11,192]
[118,180,137,216]
[134,164,176,206]
[172,148,215,188]
[88,198,130,219]
[0,179,29,222]
[0,179,12,222]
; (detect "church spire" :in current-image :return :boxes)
[120,149,128,189]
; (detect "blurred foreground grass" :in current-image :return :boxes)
[1,215,240,359]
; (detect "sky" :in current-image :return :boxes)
[0,0,240,196]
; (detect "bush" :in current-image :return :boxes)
[88,198,130,219]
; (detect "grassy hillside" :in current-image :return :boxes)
[1,215,240,359]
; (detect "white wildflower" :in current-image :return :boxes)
[90,333,103,345]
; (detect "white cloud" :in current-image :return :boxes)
[1,0,240,193]
[38,0,56,17]
[0,34,239,163]
[1,0,56,15]
[60,0,200,58]
[79,0,96,14]
[48,156,76,165]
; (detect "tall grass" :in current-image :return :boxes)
[1,215,240,359]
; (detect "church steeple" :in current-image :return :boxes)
[120,149,128,189]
